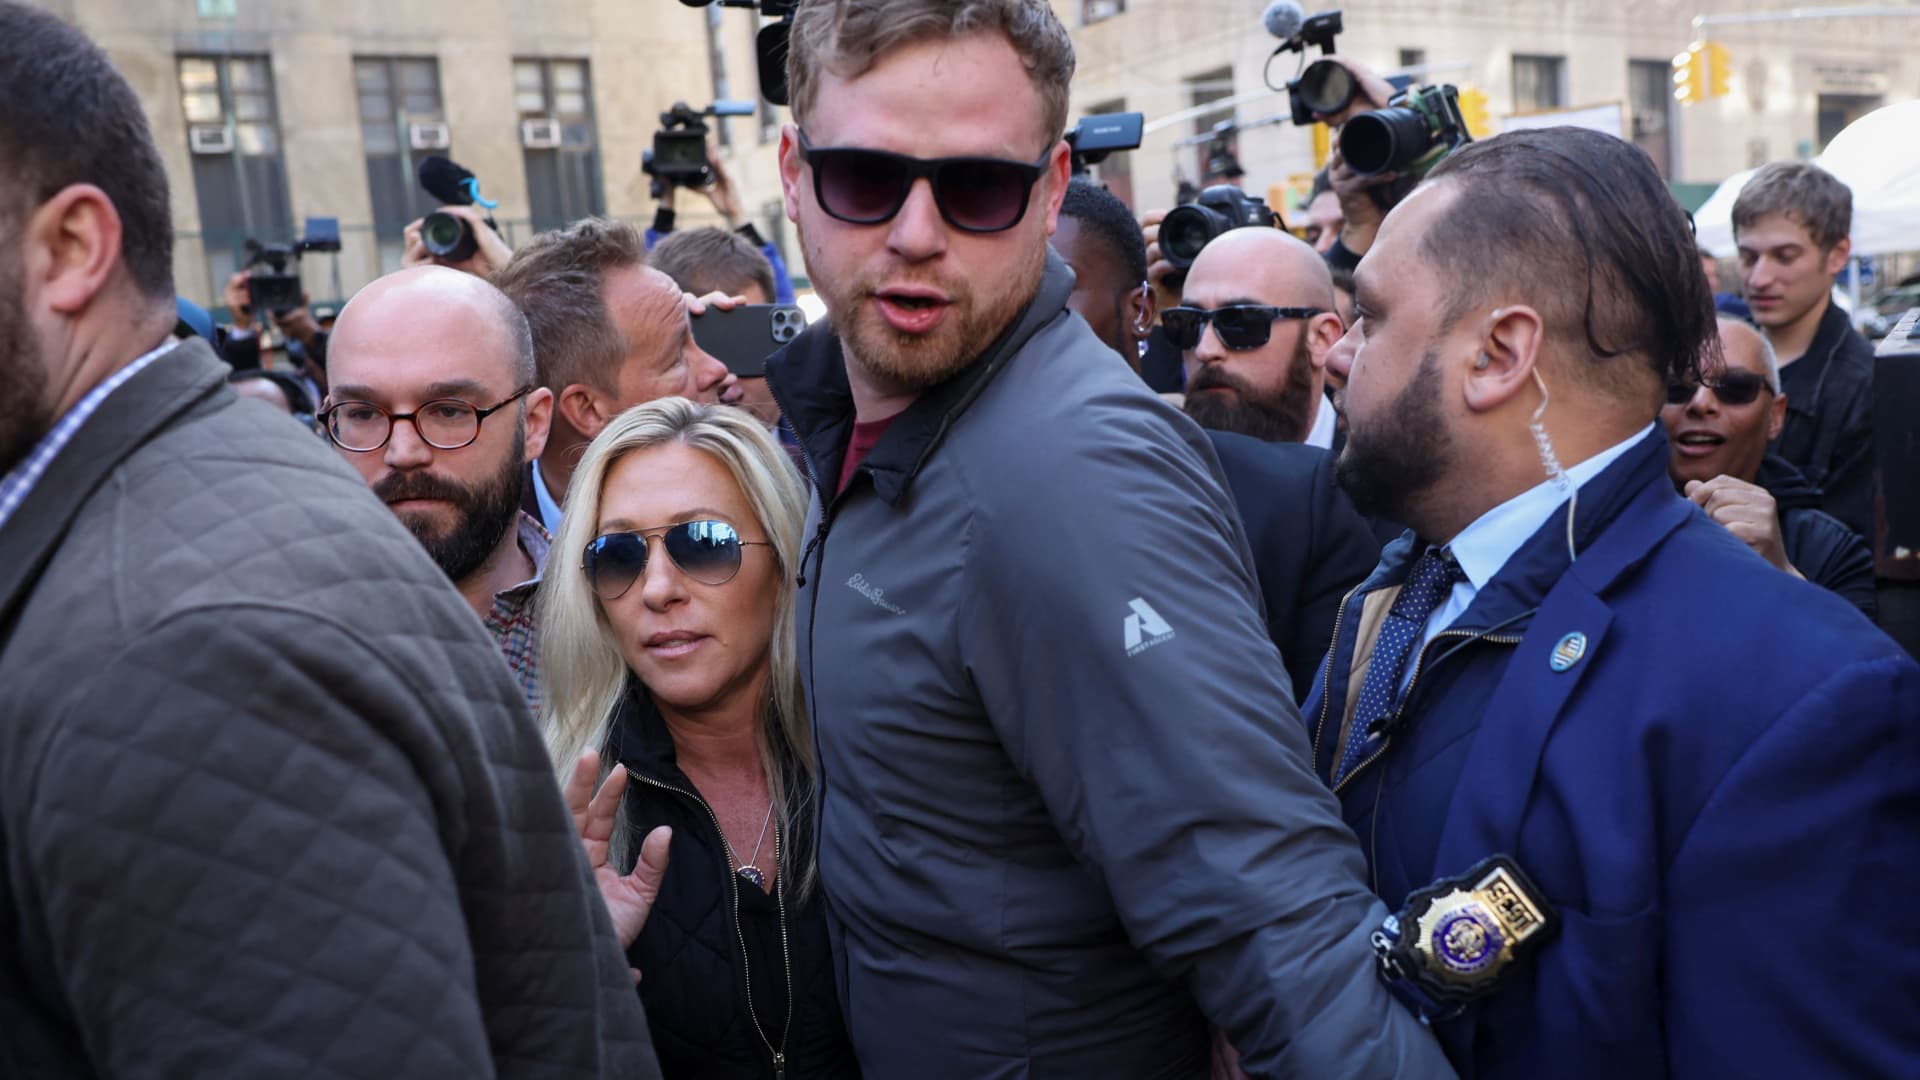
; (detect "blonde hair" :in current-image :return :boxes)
[785,0,1075,150]
[538,397,813,890]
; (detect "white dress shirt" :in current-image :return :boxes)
[1422,423,1655,649]
[1305,392,1337,450]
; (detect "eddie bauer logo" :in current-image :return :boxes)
[1124,598,1174,656]
[846,573,906,615]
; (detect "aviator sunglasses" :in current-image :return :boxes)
[1161,304,1325,352]
[796,129,1051,233]
[1665,369,1770,407]
[583,520,773,601]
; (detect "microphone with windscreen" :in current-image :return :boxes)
[416,155,498,264]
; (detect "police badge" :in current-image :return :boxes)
[1372,854,1558,1012]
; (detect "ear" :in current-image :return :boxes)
[558,382,612,440]
[26,184,125,317]
[1305,311,1344,371]
[1767,388,1788,442]
[778,123,804,225]
[1040,140,1072,238]
[1128,283,1157,337]
[1823,236,1852,278]
[1462,305,1546,415]
[523,386,554,463]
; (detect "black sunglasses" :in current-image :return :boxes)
[1665,370,1770,407]
[583,520,772,600]
[796,129,1050,234]
[1161,304,1325,351]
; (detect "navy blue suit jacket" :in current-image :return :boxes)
[1205,430,1380,699]
[1304,429,1920,1079]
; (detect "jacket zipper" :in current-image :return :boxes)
[630,773,793,1077]
[1310,583,1363,781]
[1330,627,1524,796]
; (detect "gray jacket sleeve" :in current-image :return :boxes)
[18,604,650,1079]
[956,423,1453,1080]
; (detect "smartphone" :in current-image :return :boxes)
[691,303,806,378]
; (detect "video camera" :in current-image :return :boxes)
[1261,4,1357,126]
[1066,111,1144,177]
[674,1,797,105]
[1160,186,1279,270]
[642,100,758,200]
[242,217,341,314]
[416,155,500,264]
[1339,84,1471,180]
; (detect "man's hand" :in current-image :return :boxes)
[402,205,513,278]
[1139,208,1184,315]
[1308,57,1397,127]
[696,143,745,228]
[270,294,321,349]
[685,290,747,317]
[1686,475,1803,578]
[1326,146,1398,258]
[565,750,672,955]
[223,271,255,333]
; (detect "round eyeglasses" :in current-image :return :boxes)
[320,386,533,452]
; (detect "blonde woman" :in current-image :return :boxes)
[541,398,857,1080]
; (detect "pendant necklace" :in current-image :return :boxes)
[727,800,775,888]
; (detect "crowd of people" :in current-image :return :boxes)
[3,1,1917,1078]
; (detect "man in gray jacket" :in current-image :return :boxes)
[0,6,656,1075]
[763,2,1450,1077]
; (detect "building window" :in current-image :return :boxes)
[356,57,450,274]
[177,55,293,293]
[1511,54,1566,113]
[1817,93,1880,151]
[1398,47,1427,85]
[1187,67,1237,187]
[704,6,734,149]
[514,58,606,233]
[1627,60,1674,179]
[1083,0,1125,23]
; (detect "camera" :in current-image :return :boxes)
[1262,5,1350,126]
[1290,60,1356,125]
[1066,111,1143,176]
[243,217,341,315]
[642,100,757,199]
[1160,186,1279,269]
[1339,84,1472,177]
[416,155,500,263]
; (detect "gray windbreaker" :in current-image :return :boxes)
[765,252,1452,1080]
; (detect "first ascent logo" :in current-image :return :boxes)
[1123,598,1175,657]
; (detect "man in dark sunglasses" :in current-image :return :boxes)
[763,2,1449,1078]
[1175,226,1347,447]
[326,265,557,713]
[1661,316,1874,615]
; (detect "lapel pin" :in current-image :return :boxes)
[1549,632,1588,673]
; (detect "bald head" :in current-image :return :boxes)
[331,265,536,389]
[1715,316,1780,393]
[1184,227,1336,314]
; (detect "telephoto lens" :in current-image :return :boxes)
[1339,106,1435,176]
[421,211,478,262]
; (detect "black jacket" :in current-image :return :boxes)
[1205,430,1381,698]
[1756,454,1877,619]
[608,685,858,1080]
[1773,300,1874,541]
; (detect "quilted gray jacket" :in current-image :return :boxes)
[0,339,658,1078]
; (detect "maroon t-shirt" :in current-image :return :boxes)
[837,415,897,495]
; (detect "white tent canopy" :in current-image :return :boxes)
[1693,100,1920,259]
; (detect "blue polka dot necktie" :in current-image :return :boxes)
[1334,547,1464,785]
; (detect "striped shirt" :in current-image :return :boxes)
[0,340,178,535]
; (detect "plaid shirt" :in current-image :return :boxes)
[485,512,551,715]
[0,340,178,535]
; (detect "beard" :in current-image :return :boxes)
[1183,337,1319,443]
[1335,347,1454,525]
[0,237,52,476]
[372,422,527,584]
[800,217,1046,395]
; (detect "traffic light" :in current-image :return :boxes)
[1706,41,1732,98]
[1458,86,1493,138]
[1672,42,1704,104]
